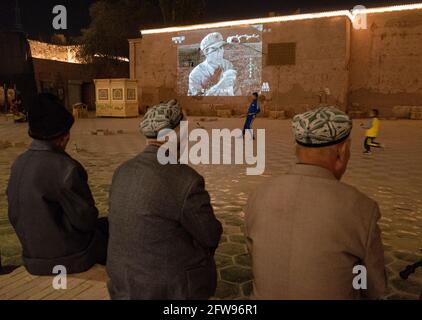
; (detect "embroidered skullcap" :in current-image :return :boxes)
[140,100,183,138]
[292,106,352,147]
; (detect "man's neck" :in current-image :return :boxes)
[30,139,66,152]
[298,161,336,178]
[147,140,165,147]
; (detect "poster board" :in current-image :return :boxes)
[94,79,139,117]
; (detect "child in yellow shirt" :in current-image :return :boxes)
[361,109,384,154]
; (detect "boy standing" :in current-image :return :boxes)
[242,92,260,138]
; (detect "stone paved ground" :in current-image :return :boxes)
[1,115,421,300]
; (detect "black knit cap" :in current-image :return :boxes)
[28,93,74,140]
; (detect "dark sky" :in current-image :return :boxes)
[14,0,420,39]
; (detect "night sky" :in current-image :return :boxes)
[15,0,420,39]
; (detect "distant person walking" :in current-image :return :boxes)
[361,109,384,155]
[242,92,260,138]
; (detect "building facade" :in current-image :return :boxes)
[129,4,422,117]
[0,0,129,113]
[29,40,129,111]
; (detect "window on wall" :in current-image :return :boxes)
[267,42,296,66]
[178,47,201,68]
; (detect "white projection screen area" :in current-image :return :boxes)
[176,24,263,97]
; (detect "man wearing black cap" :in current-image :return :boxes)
[7,93,108,276]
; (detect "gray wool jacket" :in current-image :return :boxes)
[7,140,100,275]
[106,144,222,300]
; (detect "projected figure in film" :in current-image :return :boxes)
[188,32,238,96]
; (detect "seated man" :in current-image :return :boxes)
[245,106,387,300]
[7,93,108,276]
[107,100,222,300]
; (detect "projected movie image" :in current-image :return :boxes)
[176,25,263,96]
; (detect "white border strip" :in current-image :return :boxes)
[141,10,350,35]
[140,3,422,35]
[363,2,422,14]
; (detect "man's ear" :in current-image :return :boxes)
[60,133,70,147]
[336,143,344,160]
[337,142,347,161]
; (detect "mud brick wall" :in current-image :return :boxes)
[130,9,422,117]
[29,40,80,64]
[349,11,422,117]
[130,16,349,116]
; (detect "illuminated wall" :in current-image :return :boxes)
[349,10,422,115]
[29,40,82,64]
[28,41,129,110]
[131,16,350,116]
[130,3,422,116]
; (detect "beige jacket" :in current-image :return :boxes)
[245,164,387,300]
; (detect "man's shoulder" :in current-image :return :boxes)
[112,156,138,177]
[338,181,377,207]
[113,155,203,184]
[268,173,377,208]
[10,151,29,174]
[179,164,203,182]
[11,149,29,164]
[164,163,204,187]
[311,177,378,215]
[50,151,85,174]
[13,149,82,170]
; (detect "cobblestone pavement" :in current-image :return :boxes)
[1,115,421,300]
